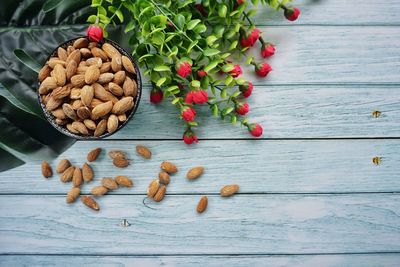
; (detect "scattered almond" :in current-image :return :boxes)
[220,184,239,197]
[82,163,94,183]
[115,176,133,187]
[81,196,100,211]
[158,171,170,185]
[108,150,127,159]
[91,186,108,196]
[72,167,83,187]
[60,166,75,183]
[41,161,52,178]
[186,166,204,180]
[66,187,80,203]
[147,179,160,198]
[101,177,118,190]
[87,148,102,162]
[196,196,208,213]
[113,157,129,168]
[160,161,178,174]
[56,159,71,173]
[136,145,152,159]
[153,185,167,202]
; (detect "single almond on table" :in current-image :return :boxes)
[196,196,208,213]
[91,185,109,196]
[72,167,83,187]
[158,171,170,185]
[108,150,127,159]
[41,161,52,178]
[81,196,100,211]
[153,185,167,202]
[66,187,80,203]
[136,145,151,159]
[186,166,204,180]
[147,179,160,198]
[82,163,94,183]
[60,166,75,183]
[115,176,133,187]
[87,148,102,162]
[101,177,118,190]
[56,159,71,173]
[220,184,240,197]
[160,161,178,174]
[113,157,129,168]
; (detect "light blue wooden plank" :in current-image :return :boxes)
[0,194,399,254]
[0,140,399,194]
[1,254,400,267]
[112,85,400,139]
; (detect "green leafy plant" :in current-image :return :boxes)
[88,0,300,143]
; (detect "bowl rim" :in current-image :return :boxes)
[37,36,142,140]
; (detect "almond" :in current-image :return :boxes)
[113,157,129,168]
[123,76,137,97]
[67,45,75,55]
[112,97,134,115]
[196,196,208,213]
[111,55,122,72]
[91,186,108,196]
[118,114,127,122]
[39,76,57,94]
[72,121,89,135]
[52,86,71,100]
[86,57,102,68]
[56,159,71,173]
[70,88,81,99]
[45,97,62,111]
[66,187,80,203]
[91,47,108,61]
[115,176,133,187]
[160,161,178,174]
[71,99,83,110]
[71,74,85,87]
[93,83,118,103]
[147,179,160,198]
[60,166,75,182]
[66,60,77,80]
[98,73,114,84]
[80,48,92,58]
[47,59,66,68]
[73,37,89,49]
[85,65,100,84]
[55,118,68,125]
[107,114,119,133]
[41,161,52,178]
[77,65,88,75]
[53,64,66,86]
[66,123,79,134]
[113,70,126,85]
[136,145,151,159]
[81,196,100,211]
[92,101,113,117]
[77,106,91,119]
[66,50,81,65]
[38,65,52,82]
[153,185,166,202]
[52,108,67,119]
[94,119,107,137]
[122,55,136,74]
[87,148,102,162]
[72,167,83,187]
[62,103,77,120]
[108,150,127,159]
[81,85,94,106]
[82,163,94,183]
[102,43,121,59]
[158,171,170,185]
[99,62,111,73]
[89,98,104,109]
[57,47,68,61]
[108,82,123,96]
[84,119,96,130]
[88,42,98,49]
[101,177,118,190]
[220,184,239,197]
[186,166,204,180]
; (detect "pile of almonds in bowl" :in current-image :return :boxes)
[38,37,141,138]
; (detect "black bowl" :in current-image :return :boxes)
[38,37,142,140]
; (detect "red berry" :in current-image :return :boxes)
[86,25,103,42]
[247,123,263,137]
[284,7,300,21]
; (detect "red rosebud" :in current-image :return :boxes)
[236,102,249,115]
[181,106,196,122]
[150,88,163,104]
[176,61,192,78]
[240,28,260,48]
[197,70,207,78]
[284,7,300,21]
[255,63,272,77]
[237,0,245,5]
[183,129,198,144]
[247,123,263,137]
[86,25,103,42]
[185,90,208,104]
[195,4,208,17]
[239,82,253,98]
[229,64,243,78]
[261,43,275,58]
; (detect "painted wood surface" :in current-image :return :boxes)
[1,254,400,267]
[0,194,399,254]
[1,140,399,194]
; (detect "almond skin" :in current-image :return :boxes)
[73,37,89,49]
[56,159,71,173]
[94,119,107,137]
[112,97,134,115]
[115,176,133,187]
[107,114,119,133]
[66,50,81,65]
[77,106,91,120]
[92,101,113,117]
[147,179,160,198]
[38,65,52,82]
[220,184,240,197]
[122,55,136,74]
[71,74,85,87]
[186,166,204,180]
[81,196,100,211]
[91,186,109,196]
[108,150,127,159]
[136,145,152,159]
[123,76,137,97]
[72,167,83,187]
[102,43,121,59]
[57,47,68,61]
[82,163,94,183]
[160,161,178,174]
[91,47,108,61]
[153,185,166,202]
[87,148,102,162]
[98,73,114,84]
[66,187,80,203]
[53,64,66,86]
[113,70,126,85]
[41,161,52,178]
[108,82,124,96]
[60,166,75,183]
[39,76,57,94]
[113,157,129,168]
[196,196,208,213]
[81,85,94,106]
[52,86,71,100]
[85,65,100,84]
[62,103,77,120]
[101,177,119,190]
[72,121,89,135]
[66,60,77,80]
[111,56,122,72]
[158,171,170,185]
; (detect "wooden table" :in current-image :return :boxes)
[1,0,400,266]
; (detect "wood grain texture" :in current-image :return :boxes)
[0,194,399,254]
[1,254,400,267]
[0,140,399,194]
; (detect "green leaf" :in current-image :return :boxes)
[187,19,201,30]
[156,77,167,87]
[188,121,198,126]
[223,107,234,115]
[174,14,185,30]
[13,49,41,73]
[42,0,64,12]
[231,91,241,98]
[225,75,233,85]
[91,0,102,7]
[221,64,234,72]
[201,76,210,89]
[115,9,124,23]
[138,54,153,62]
[235,78,247,85]
[203,48,220,57]
[187,40,198,53]
[124,21,135,33]
[218,4,227,17]
[154,65,171,72]
[247,9,257,17]
[231,115,237,124]
[212,104,219,117]
[87,15,97,24]
[152,31,165,46]
[193,24,207,33]
[171,98,180,105]
[167,86,179,92]
[204,60,219,73]
[228,40,238,50]
[206,35,218,46]
[213,25,225,37]
[191,80,201,88]
[220,88,227,98]
[0,146,24,172]
[246,56,254,65]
